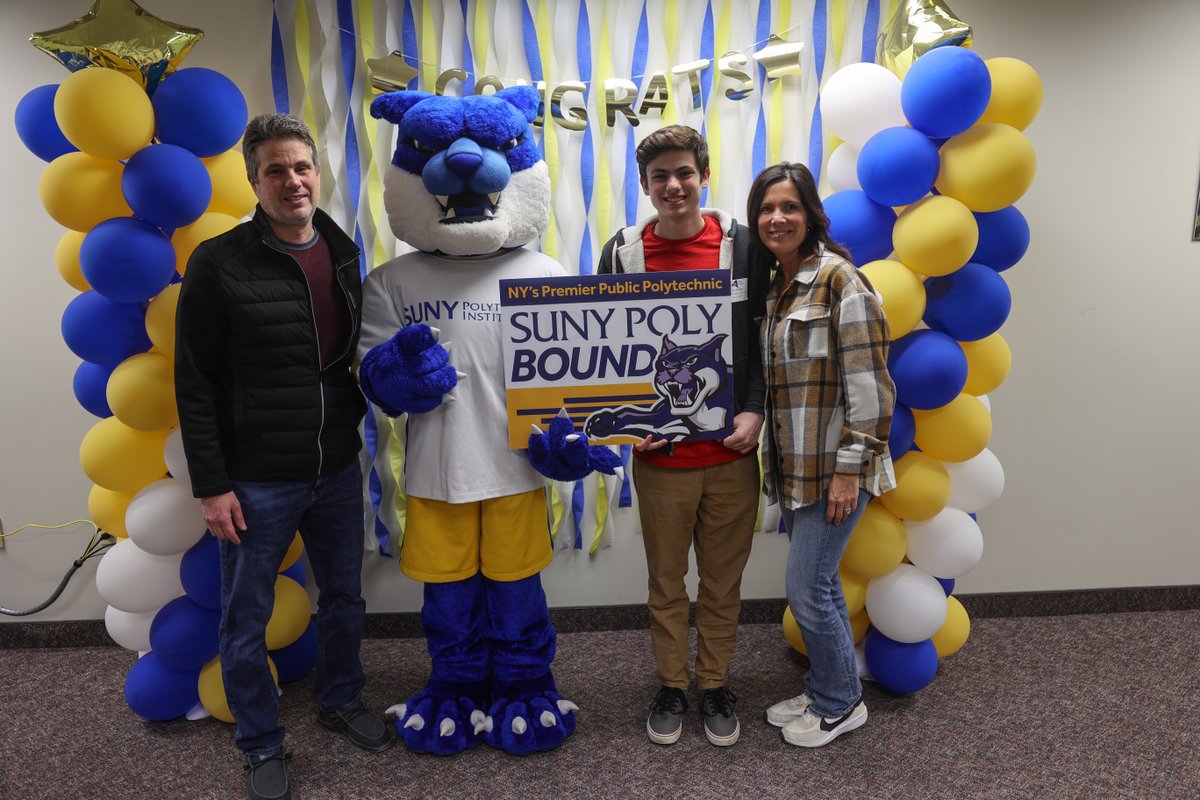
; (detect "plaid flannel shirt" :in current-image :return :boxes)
[761,249,896,509]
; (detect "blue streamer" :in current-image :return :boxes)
[862,0,881,64]
[808,0,828,182]
[623,2,649,227]
[460,0,476,94]
[699,1,714,208]
[572,480,584,549]
[752,0,770,178]
[619,444,633,507]
[403,1,419,88]
[270,9,289,114]
[522,1,543,82]
[578,3,594,276]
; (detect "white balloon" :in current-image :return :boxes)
[164,427,190,486]
[104,604,157,652]
[905,507,984,579]
[95,538,184,613]
[866,564,947,643]
[820,63,907,147]
[944,448,1005,512]
[827,143,862,192]
[126,478,206,556]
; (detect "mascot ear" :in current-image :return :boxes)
[495,85,542,124]
[370,91,435,124]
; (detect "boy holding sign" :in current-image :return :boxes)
[597,125,770,747]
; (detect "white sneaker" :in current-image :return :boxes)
[764,693,813,727]
[780,701,867,748]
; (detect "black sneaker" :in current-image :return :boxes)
[700,686,740,746]
[318,701,393,752]
[244,749,292,800]
[646,686,688,745]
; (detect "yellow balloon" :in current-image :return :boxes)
[850,608,870,643]
[782,606,807,656]
[53,67,154,161]
[879,451,951,521]
[203,150,256,218]
[266,576,311,650]
[279,533,304,572]
[892,195,978,278]
[841,570,870,616]
[173,213,241,275]
[859,259,925,338]
[198,655,279,724]
[935,123,1037,213]
[54,230,90,291]
[79,417,168,493]
[912,394,992,463]
[107,353,178,431]
[931,595,970,657]
[978,58,1043,131]
[39,152,132,232]
[961,333,1012,396]
[145,284,181,357]
[842,501,907,578]
[88,484,134,539]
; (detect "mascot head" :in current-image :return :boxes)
[370,86,550,257]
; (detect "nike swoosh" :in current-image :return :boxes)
[819,706,857,732]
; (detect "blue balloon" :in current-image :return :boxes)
[935,576,956,596]
[124,651,201,722]
[181,533,222,611]
[149,596,221,670]
[270,622,318,684]
[924,262,1012,342]
[971,206,1030,272]
[864,629,938,693]
[889,402,915,460]
[79,218,177,304]
[123,144,213,229]
[14,84,77,162]
[153,68,249,157]
[279,559,307,588]
[901,46,992,139]
[857,127,941,207]
[888,329,967,410]
[61,291,151,367]
[73,360,116,418]
[824,190,897,265]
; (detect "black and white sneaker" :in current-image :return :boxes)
[700,686,740,746]
[646,686,688,745]
[780,700,867,748]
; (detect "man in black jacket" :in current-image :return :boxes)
[175,114,389,800]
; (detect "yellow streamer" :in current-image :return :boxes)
[533,0,559,260]
[421,2,438,92]
[831,0,847,65]
[706,0,731,200]
[662,0,678,126]
[595,9,614,240]
[473,0,491,79]
[548,482,566,540]
[768,0,792,165]
[590,475,609,554]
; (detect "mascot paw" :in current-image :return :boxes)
[529,409,624,482]
[482,693,578,755]
[386,690,484,756]
[360,324,464,415]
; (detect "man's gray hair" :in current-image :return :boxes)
[242,113,319,180]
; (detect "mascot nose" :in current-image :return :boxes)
[445,138,483,177]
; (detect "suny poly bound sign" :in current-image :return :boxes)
[499,270,736,449]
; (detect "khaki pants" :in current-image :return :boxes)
[634,455,760,690]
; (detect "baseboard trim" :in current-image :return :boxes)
[4,584,1199,649]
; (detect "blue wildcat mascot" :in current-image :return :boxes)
[359,85,619,757]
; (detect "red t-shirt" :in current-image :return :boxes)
[286,233,350,368]
[637,216,749,469]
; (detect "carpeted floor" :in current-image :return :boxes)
[1,611,1197,799]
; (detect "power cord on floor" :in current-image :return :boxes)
[0,520,116,616]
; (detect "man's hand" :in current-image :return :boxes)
[722,411,764,454]
[201,491,247,544]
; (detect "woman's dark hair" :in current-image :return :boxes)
[746,162,853,264]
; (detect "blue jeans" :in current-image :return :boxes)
[780,489,868,719]
[220,458,367,755]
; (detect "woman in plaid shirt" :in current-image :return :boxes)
[747,162,896,749]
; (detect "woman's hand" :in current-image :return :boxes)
[826,472,861,525]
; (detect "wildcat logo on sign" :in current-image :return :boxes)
[499,270,733,448]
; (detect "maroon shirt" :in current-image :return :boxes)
[282,232,350,368]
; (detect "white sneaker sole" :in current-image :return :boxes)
[704,720,740,747]
[766,708,804,728]
[647,720,683,745]
[781,706,868,748]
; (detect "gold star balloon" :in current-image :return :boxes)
[752,34,805,80]
[30,0,203,94]
[367,51,420,94]
[877,0,972,78]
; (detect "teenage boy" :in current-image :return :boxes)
[597,125,769,747]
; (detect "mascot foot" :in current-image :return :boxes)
[386,689,486,756]
[482,692,579,755]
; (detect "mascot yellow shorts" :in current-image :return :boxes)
[401,489,553,583]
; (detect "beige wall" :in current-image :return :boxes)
[2,0,1197,622]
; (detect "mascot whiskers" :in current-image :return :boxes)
[359,85,620,756]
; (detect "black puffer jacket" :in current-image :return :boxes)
[175,207,366,498]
